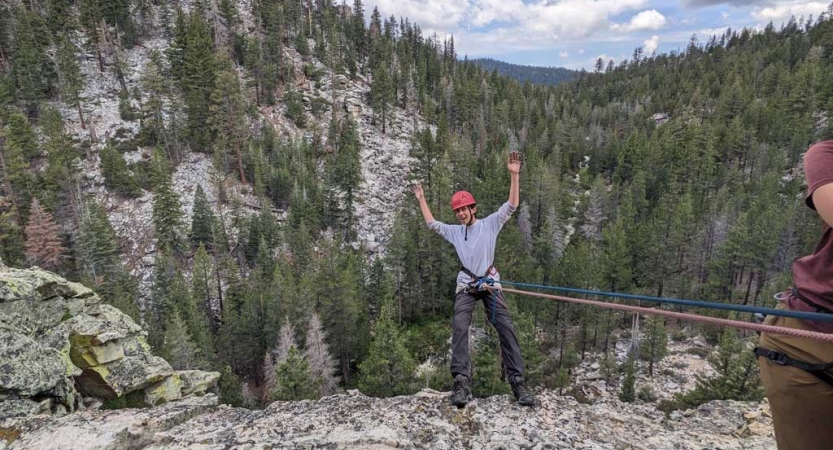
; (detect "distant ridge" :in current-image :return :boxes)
[470,58,579,86]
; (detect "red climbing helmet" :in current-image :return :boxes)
[451,191,476,211]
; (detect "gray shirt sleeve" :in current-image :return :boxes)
[428,220,459,243]
[483,202,517,231]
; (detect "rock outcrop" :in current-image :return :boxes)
[0,389,775,449]
[0,264,219,418]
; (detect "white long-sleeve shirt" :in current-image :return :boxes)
[428,202,517,292]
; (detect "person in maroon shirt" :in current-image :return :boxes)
[757,140,833,450]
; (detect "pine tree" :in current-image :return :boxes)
[172,267,213,364]
[351,0,366,61]
[139,51,168,148]
[274,318,297,365]
[0,196,25,266]
[11,8,54,111]
[191,243,218,330]
[39,108,80,207]
[190,185,216,251]
[579,179,606,242]
[162,309,200,370]
[325,117,362,236]
[151,152,184,254]
[180,11,217,150]
[357,297,416,397]
[304,312,340,397]
[640,315,668,377]
[471,327,511,397]
[210,55,248,182]
[218,365,244,406]
[601,218,632,292]
[99,144,142,198]
[370,61,393,133]
[670,330,763,410]
[619,354,637,403]
[76,201,120,284]
[24,198,66,269]
[57,36,85,129]
[260,351,277,403]
[271,346,318,401]
[2,113,38,215]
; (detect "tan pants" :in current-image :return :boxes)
[759,309,833,450]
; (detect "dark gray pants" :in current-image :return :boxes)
[451,289,524,381]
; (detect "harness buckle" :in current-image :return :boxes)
[767,350,788,365]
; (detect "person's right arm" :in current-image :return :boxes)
[413,182,435,224]
[413,182,456,241]
[805,141,833,226]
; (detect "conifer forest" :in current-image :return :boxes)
[2,0,832,409]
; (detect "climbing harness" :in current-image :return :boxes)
[755,347,833,387]
[461,266,499,323]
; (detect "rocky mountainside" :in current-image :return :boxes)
[0,262,219,419]
[1,389,774,449]
[60,23,419,300]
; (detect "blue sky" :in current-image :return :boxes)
[362,0,830,70]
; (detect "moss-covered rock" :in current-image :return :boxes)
[178,370,221,396]
[0,265,218,415]
[143,373,183,406]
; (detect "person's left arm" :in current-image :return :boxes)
[508,151,520,207]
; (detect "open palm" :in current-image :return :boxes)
[507,151,521,174]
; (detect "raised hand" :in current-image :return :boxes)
[413,182,425,201]
[507,151,521,174]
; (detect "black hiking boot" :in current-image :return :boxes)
[451,374,472,408]
[510,375,535,407]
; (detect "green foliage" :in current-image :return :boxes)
[619,354,637,402]
[190,185,216,251]
[403,320,450,363]
[666,330,763,411]
[151,152,184,254]
[75,200,141,321]
[100,144,142,198]
[176,11,217,150]
[284,89,307,128]
[640,316,668,376]
[358,298,417,397]
[161,308,201,370]
[218,365,245,407]
[471,58,577,86]
[271,346,319,401]
[471,328,512,397]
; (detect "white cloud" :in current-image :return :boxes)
[559,51,570,58]
[365,0,651,56]
[750,2,828,24]
[611,9,668,32]
[721,12,730,19]
[643,35,659,54]
[368,0,469,31]
[578,49,586,54]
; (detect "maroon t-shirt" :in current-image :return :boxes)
[789,140,833,332]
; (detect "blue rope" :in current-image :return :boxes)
[497,281,833,323]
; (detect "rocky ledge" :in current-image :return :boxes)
[0,389,773,449]
[0,263,219,418]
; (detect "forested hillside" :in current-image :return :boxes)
[471,57,578,86]
[1,0,832,408]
